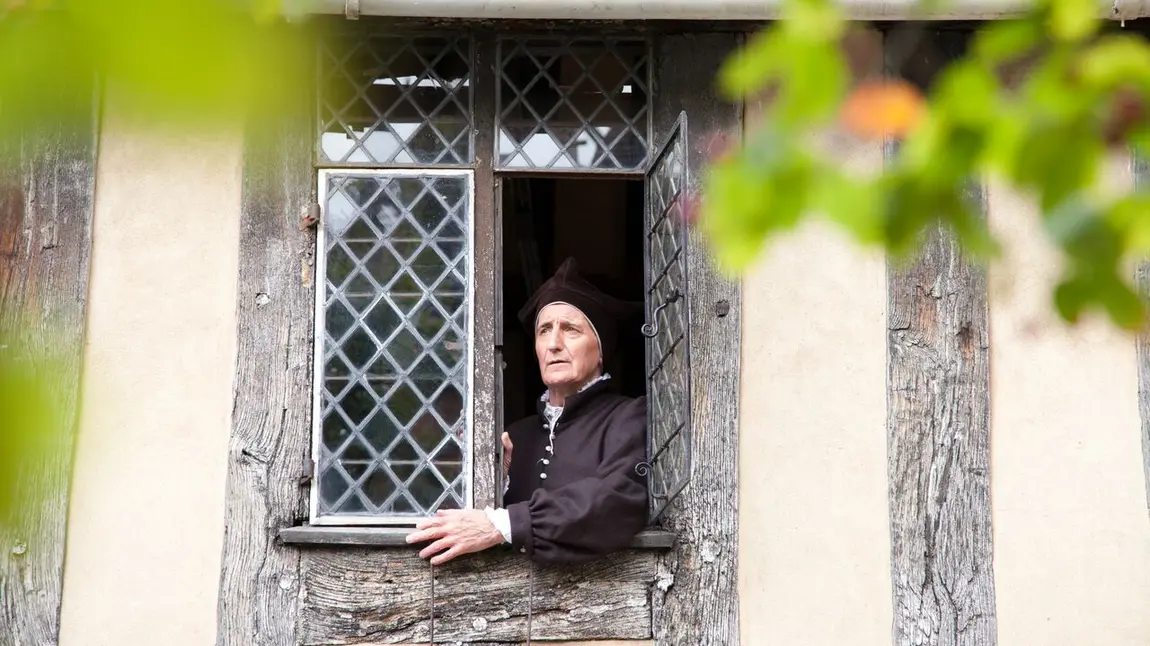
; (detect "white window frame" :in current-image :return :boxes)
[310,167,477,526]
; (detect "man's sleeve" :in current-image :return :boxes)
[505,397,648,564]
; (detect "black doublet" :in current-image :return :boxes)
[503,380,648,565]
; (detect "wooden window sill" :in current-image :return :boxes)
[279,525,676,549]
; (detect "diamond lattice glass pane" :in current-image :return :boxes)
[409,468,449,511]
[363,470,399,507]
[497,37,649,170]
[319,468,352,507]
[319,33,473,165]
[316,172,472,519]
[362,411,401,453]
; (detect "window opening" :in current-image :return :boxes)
[499,177,647,425]
[312,169,475,524]
[497,37,650,172]
[318,32,474,166]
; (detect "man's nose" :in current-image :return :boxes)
[546,328,563,351]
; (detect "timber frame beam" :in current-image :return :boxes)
[0,85,99,646]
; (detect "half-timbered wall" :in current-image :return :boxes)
[737,24,1150,646]
[21,19,1150,646]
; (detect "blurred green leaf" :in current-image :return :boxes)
[1043,0,1098,43]
[1078,35,1150,91]
[973,19,1041,64]
[0,326,72,532]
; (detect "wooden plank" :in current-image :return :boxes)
[884,28,997,646]
[886,215,997,646]
[0,85,98,646]
[299,548,656,644]
[650,32,743,646]
[1133,154,1150,523]
[280,526,676,548]
[471,30,499,510]
[214,51,315,646]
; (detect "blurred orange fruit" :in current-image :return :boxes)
[840,79,925,139]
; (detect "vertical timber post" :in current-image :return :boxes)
[215,29,316,646]
[0,82,99,646]
[1132,155,1150,521]
[884,27,998,646]
[650,31,742,646]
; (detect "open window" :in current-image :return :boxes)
[496,113,693,524]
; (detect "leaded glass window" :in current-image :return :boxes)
[644,114,690,521]
[497,37,650,171]
[318,33,474,166]
[312,169,473,523]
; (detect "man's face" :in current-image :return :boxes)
[534,303,601,393]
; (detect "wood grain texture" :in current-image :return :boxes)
[0,88,98,646]
[649,32,742,646]
[1133,155,1150,522]
[886,200,997,645]
[299,548,656,644]
[471,30,499,510]
[885,29,996,646]
[214,64,316,645]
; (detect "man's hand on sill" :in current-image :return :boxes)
[405,509,504,565]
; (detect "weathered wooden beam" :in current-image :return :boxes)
[650,32,743,646]
[886,212,997,646]
[884,29,997,646]
[299,548,656,644]
[280,525,676,548]
[0,87,99,646]
[1132,154,1150,523]
[472,30,499,509]
[214,48,316,646]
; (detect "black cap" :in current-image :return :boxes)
[516,257,641,364]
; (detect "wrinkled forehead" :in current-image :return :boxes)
[534,302,590,329]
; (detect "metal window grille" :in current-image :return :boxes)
[318,33,474,166]
[312,169,475,524]
[644,114,690,521]
[497,37,650,171]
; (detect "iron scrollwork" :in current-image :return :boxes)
[640,289,682,338]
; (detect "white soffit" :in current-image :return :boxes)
[311,0,1150,21]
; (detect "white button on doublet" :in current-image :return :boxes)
[540,473,548,479]
[542,459,549,465]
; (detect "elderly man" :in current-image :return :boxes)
[407,258,649,565]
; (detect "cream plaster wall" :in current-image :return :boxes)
[738,216,893,645]
[988,164,1150,646]
[57,92,242,646]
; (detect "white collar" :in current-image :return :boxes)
[540,373,611,410]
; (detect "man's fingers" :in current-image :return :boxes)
[406,526,445,544]
[430,545,462,566]
[502,432,512,451]
[419,537,454,560]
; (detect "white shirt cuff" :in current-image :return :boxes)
[484,506,511,543]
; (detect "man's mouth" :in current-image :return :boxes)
[547,360,569,366]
